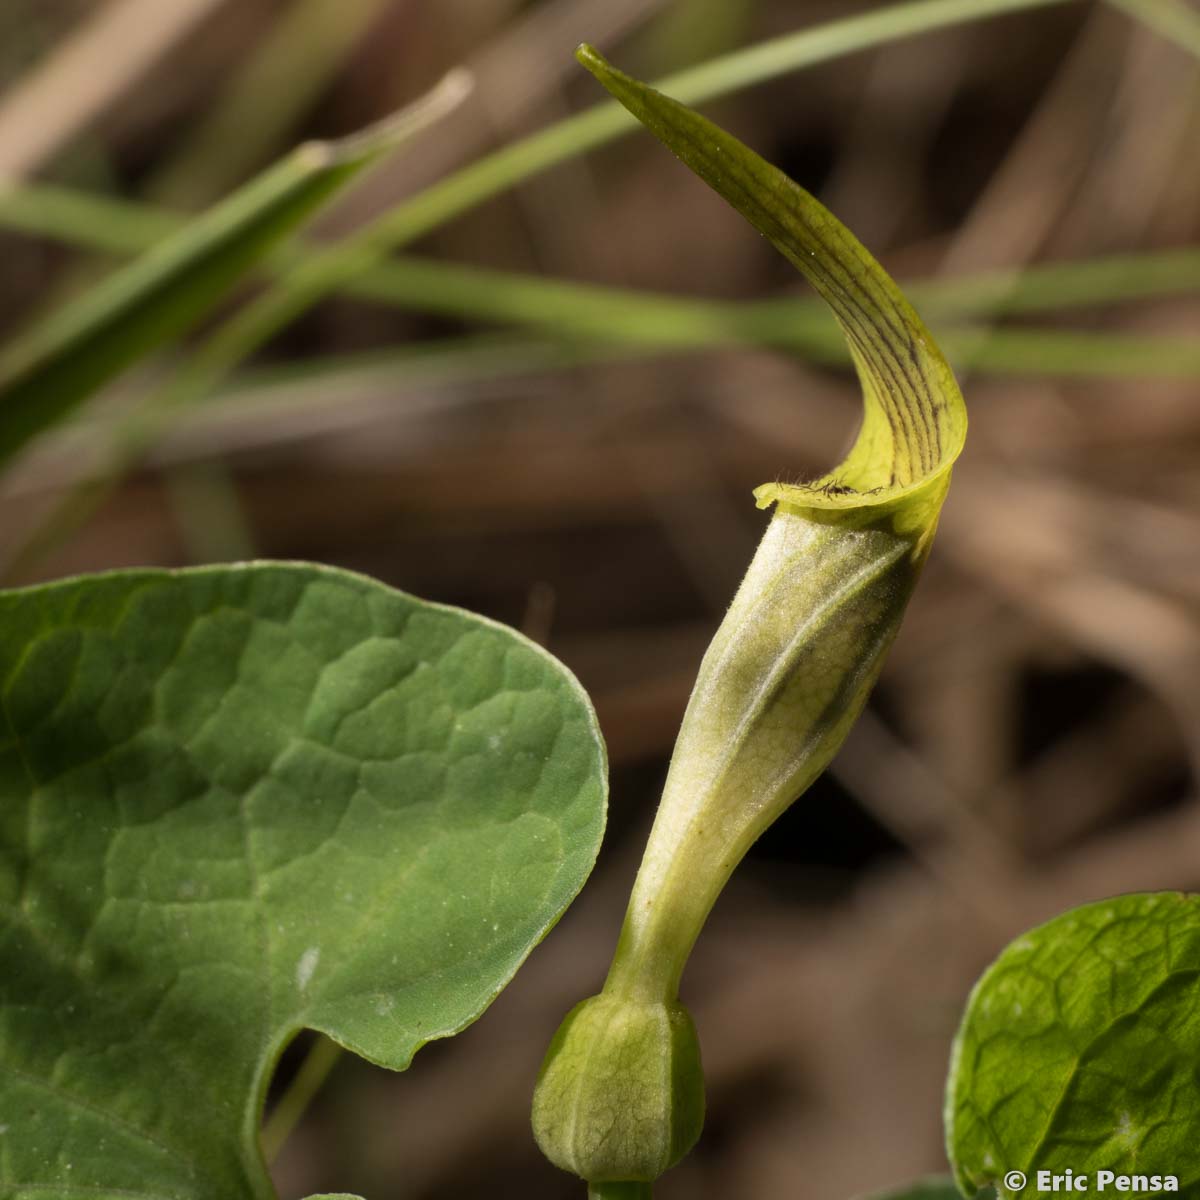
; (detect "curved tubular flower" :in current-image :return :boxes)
[533,47,966,1196]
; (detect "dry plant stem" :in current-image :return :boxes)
[146,0,396,207]
[937,6,1117,276]
[0,0,231,181]
[330,0,671,234]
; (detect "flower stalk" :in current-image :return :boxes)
[533,46,966,1195]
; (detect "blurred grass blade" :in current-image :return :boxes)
[0,186,1195,409]
[938,325,1200,377]
[2,182,1200,343]
[1104,0,1200,59]
[12,316,1200,495]
[0,68,471,466]
[1,183,1199,331]
[0,183,184,255]
[145,0,396,207]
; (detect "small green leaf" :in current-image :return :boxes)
[0,72,469,466]
[0,562,605,1198]
[946,893,1200,1198]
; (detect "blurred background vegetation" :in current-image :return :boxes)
[0,0,1198,1197]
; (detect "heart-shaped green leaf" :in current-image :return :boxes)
[946,893,1200,1198]
[0,562,606,1199]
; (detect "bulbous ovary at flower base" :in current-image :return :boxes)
[531,993,703,1182]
